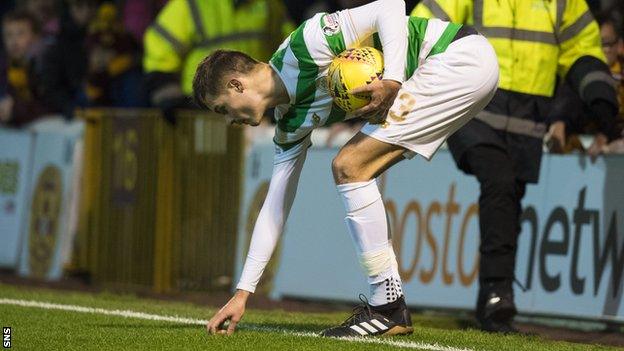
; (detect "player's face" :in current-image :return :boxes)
[2,21,37,61]
[206,80,264,126]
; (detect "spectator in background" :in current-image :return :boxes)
[85,2,143,107]
[143,0,294,120]
[0,10,53,128]
[121,0,166,44]
[599,14,623,132]
[413,0,619,333]
[548,14,623,156]
[39,0,98,119]
[606,17,624,112]
[23,0,60,37]
[0,1,17,90]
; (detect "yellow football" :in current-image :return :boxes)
[327,47,384,112]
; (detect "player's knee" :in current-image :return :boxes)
[332,152,360,184]
[331,154,349,183]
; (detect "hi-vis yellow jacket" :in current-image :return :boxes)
[144,0,293,96]
[412,0,606,97]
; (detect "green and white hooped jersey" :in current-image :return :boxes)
[269,12,463,150]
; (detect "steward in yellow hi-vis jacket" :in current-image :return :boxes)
[412,0,619,333]
[143,0,293,113]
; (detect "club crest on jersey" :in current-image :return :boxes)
[322,13,340,36]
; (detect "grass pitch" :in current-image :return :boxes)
[0,283,620,351]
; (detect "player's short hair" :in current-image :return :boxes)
[193,50,259,109]
[2,10,41,35]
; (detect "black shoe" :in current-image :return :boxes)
[476,280,518,333]
[320,294,413,337]
[480,319,519,333]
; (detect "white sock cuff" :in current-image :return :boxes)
[337,179,381,213]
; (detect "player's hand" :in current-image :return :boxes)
[587,133,608,162]
[206,290,250,336]
[350,79,401,123]
[546,121,566,154]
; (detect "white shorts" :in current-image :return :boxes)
[361,34,499,160]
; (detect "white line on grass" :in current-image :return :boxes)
[0,298,473,351]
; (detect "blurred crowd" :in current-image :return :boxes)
[0,0,151,127]
[0,0,622,153]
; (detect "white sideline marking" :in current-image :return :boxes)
[0,298,474,351]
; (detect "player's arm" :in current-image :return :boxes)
[339,0,407,117]
[341,0,407,84]
[206,137,310,335]
[236,138,309,293]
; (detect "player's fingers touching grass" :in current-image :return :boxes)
[206,314,222,335]
[207,308,228,334]
[206,290,248,335]
[207,308,242,335]
[227,317,239,336]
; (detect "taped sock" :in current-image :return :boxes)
[337,179,404,306]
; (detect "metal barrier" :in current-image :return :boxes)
[75,109,244,293]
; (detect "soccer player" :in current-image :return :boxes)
[195,0,498,337]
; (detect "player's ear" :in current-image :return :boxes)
[227,79,244,93]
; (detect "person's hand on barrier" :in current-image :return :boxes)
[606,135,624,154]
[159,96,194,125]
[587,133,609,162]
[546,121,566,153]
[0,96,14,123]
[207,290,250,336]
[350,79,401,123]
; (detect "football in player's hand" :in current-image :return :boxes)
[327,47,384,112]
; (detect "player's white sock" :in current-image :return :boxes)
[368,260,404,306]
[337,179,404,306]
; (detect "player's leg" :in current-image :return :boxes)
[332,131,406,184]
[333,133,407,309]
[322,132,412,338]
[322,32,500,339]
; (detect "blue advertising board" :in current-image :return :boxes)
[236,142,624,322]
[0,130,34,268]
[18,124,83,280]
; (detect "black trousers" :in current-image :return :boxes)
[462,144,527,281]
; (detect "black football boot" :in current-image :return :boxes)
[320,294,413,337]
